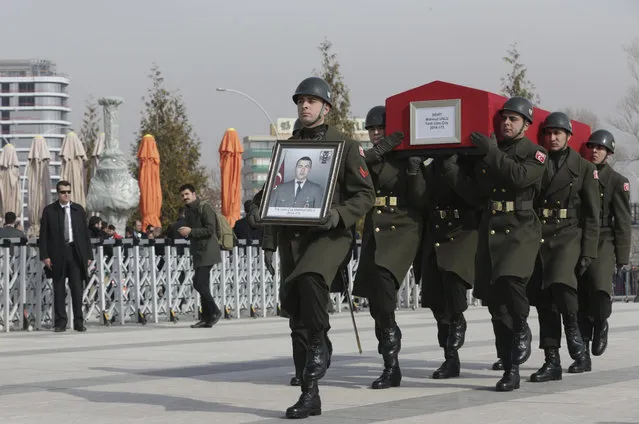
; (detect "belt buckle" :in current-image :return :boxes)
[389,197,397,207]
[438,210,445,219]
[559,209,567,219]
[454,209,460,219]
[542,209,551,218]
[374,197,385,207]
[492,201,503,212]
[505,201,514,212]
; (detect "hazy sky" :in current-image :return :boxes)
[3,0,638,169]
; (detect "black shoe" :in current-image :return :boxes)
[372,366,401,389]
[496,367,520,392]
[530,348,562,382]
[210,310,222,326]
[190,321,212,328]
[74,325,87,332]
[432,349,461,379]
[289,376,302,386]
[492,359,504,371]
[568,342,592,373]
[285,382,321,419]
[446,314,467,352]
[54,326,66,333]
[592,320,608,356]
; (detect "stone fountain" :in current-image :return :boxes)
[86,97,140,236]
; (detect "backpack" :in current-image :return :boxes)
[199,201,237,251]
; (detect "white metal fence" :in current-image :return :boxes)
[0,238,420,332]
[0,237,633,333]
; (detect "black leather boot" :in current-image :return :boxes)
[432,348,461,379]
[530,347,562,382]
[304,331,329,381]
[563,314,586,360]
[447,314,467,352]
[513,320,532,365]
[290,334,306,386]
[375,321,382,355]
[285,380,321,419]
[496,350,520,392]
[492,359,504,370]
[568,341,592,373]
[372,326,402,389]
[592,320,608,356]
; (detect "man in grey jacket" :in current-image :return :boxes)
[178,183,223,328]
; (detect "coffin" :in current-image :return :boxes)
[385,80,591,157]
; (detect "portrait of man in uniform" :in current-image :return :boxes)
[269,156,325,209]
[260,140,345,225]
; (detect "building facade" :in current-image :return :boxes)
[241,117,372,201]
[0,59,71,222]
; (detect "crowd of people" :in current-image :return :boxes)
[242,76,632,419]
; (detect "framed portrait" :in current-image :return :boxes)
[259,140,345,226]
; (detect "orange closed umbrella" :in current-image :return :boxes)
[218,128,244,228]
[137,134,162,230]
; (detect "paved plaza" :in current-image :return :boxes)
[1,303,638,423]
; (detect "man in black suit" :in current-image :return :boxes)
[39,180,94,332]
[268,156,324,209]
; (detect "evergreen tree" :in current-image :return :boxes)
[132,64,208,229]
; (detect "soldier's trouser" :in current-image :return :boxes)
[578,288,611,341]
[431,271,469,347]
[367,265,398,329]
[488,276,529,360]
[282,273,330,334]
[537,283,579,348]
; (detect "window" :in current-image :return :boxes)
[1,125,9,134]
[18,83,35,93]
[1,84,9,93]
[18,97,35,107]
[1,111,9,120]
[35,97,64,107]
[35,83,56,93]
[250,158,270,166]
[1,97,9,107]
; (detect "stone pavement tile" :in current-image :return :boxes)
[0,304,638,423]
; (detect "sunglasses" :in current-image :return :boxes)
[58,190,71,194]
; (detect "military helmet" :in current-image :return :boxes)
[292,77,332,107]
[586,129,615,153]
[293,118,302,132]
[543,111,573,135]
[365,105,386,129]
[499,96,534,123]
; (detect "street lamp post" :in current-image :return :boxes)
[215,88,281,139]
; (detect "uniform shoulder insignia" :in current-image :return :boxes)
[359,166,369,178]
[535,150,547,164]
[624,182,630,192]
[358,145,365,157]
[593,170,599,180]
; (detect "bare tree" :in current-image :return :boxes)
[199,167,222,211]
[500,42,541,105]
[559,107,600,130]
[609,37,639,143]
[313,38,356,139]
